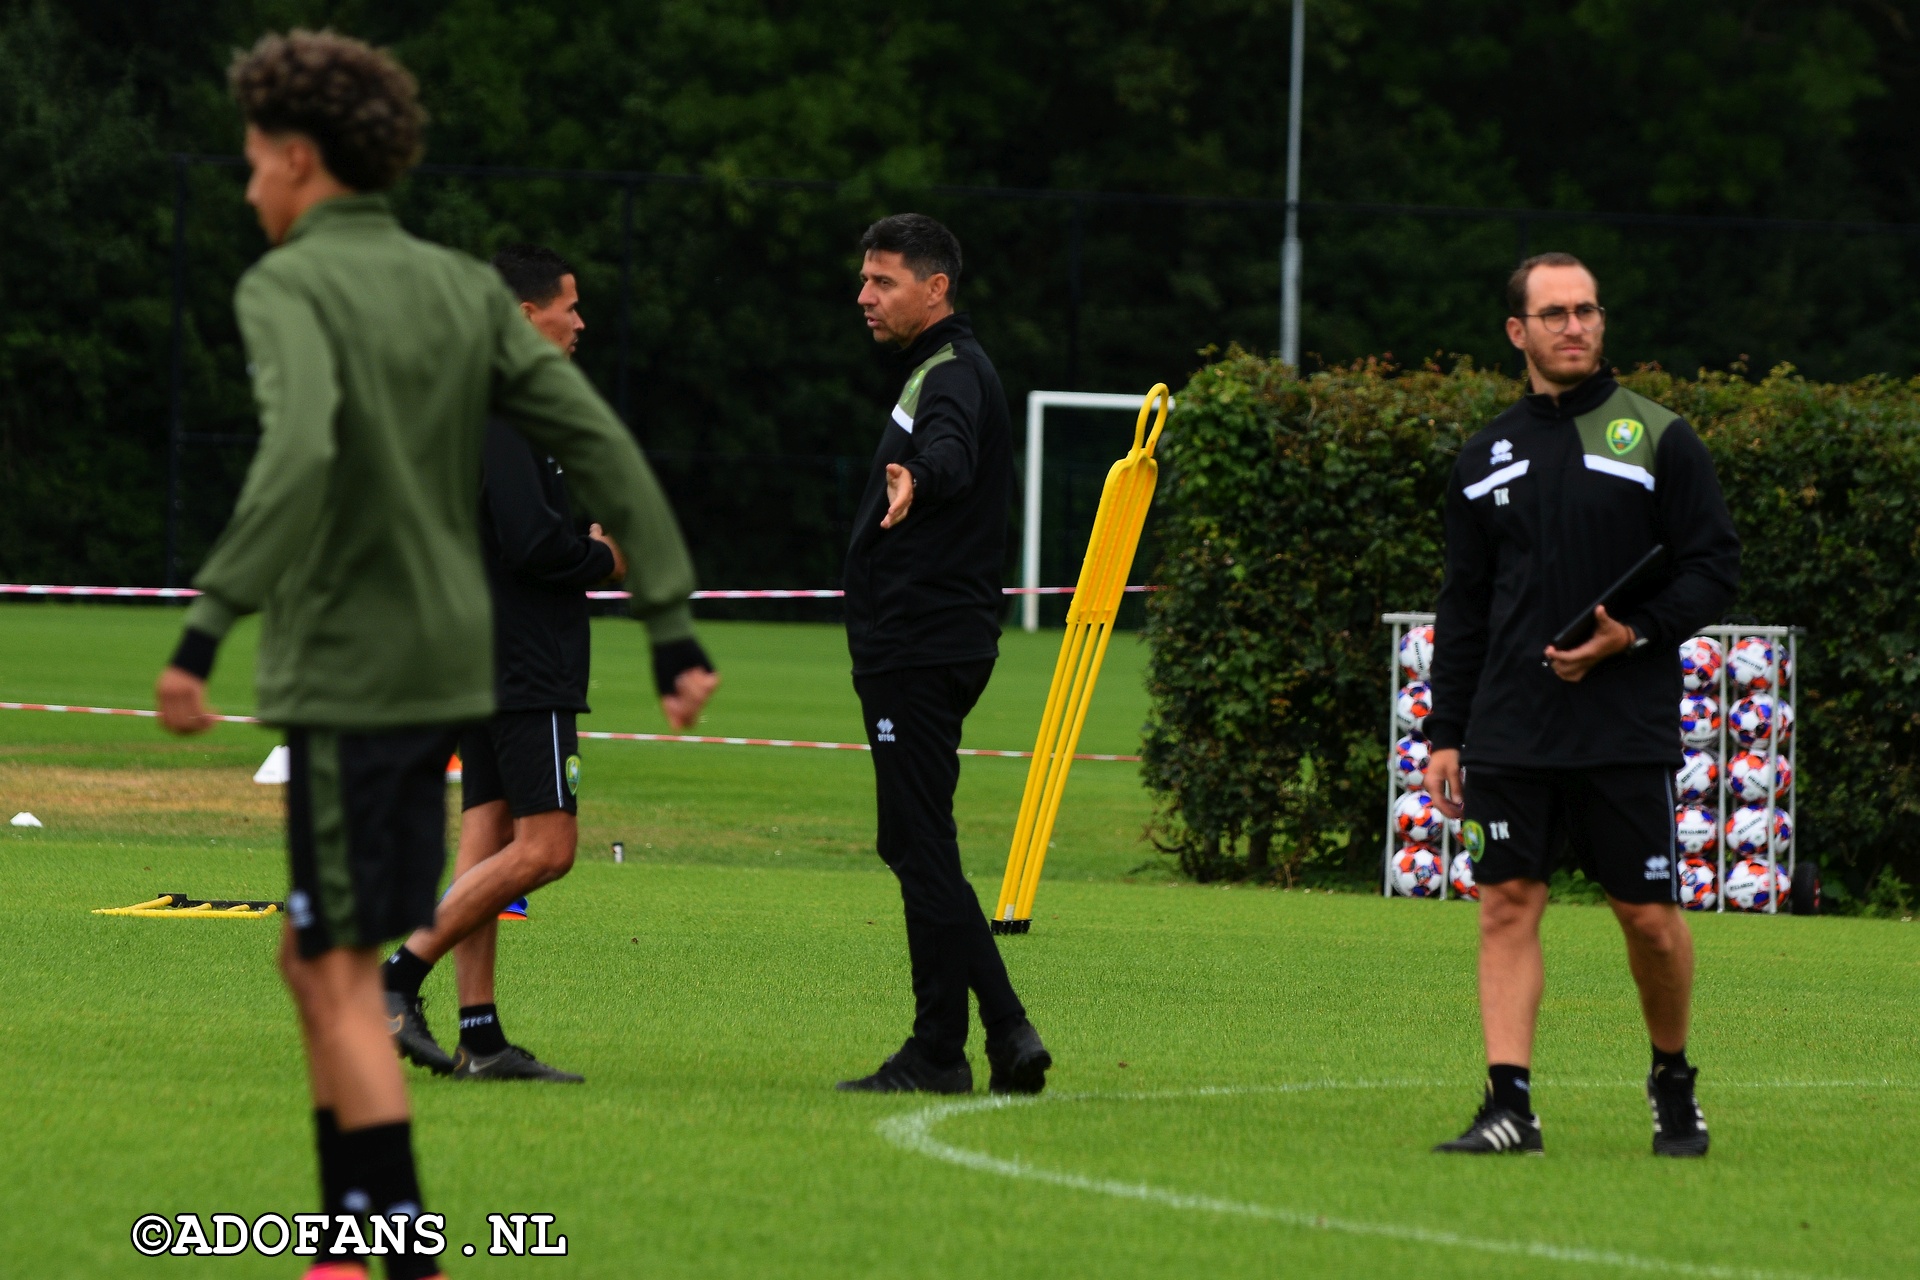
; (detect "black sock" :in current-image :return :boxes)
[313,1108,356,1264]
[1487,1064,1533,1116]
[459,1003,508,1056]
[1652,1044,1692,1085]
[382,946,433,1001]
[339,1120,434,1280]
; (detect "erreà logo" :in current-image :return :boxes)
[876,718,896,742]
[1606,418,1645,455]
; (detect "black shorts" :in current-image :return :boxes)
[285,725,463,959]
[1463,764,1680,905]
[460,710,580,817]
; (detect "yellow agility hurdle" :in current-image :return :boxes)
[93,893,280,918]
[991,383,1169,934]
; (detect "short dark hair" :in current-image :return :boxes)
[229,30,426,192]
[1507,251,1593,317]
[859,213,962,294]
[490,244,576,305]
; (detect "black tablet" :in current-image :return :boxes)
[1549,544,1669,652]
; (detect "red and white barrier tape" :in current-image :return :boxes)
[1,583,1154,601]
[0,701,1139,763]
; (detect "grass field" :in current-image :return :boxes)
[2,604,1916,1279]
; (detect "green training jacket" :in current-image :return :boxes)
[181,194,696,729]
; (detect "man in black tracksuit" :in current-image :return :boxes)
[1428,253,1739,1157]
[383,244,717,1082]
[835,213,1052,1096]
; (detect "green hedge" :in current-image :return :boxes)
[1140,351,1920,910]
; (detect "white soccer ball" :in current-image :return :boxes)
[1678,636,1724,694]
[1449,850,1479,900]
[1392,844,1445,897]
[1678,857,1718,911]
[1674,749,1717,804]
[1728,750,1792,804]
[1392,790,1443,844]
[1674,805,1717,855]
[1727,803,1792,857]
[1679,695,1720,748]
[1730,695,1793,748]
[1393,734,1431,790]
[1395,681,1434,730]
[1728,636,1791,694]
[1399,624,1436,683]
[1725,857,1792,911]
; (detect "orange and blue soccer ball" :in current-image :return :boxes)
[1395,681,1433,730]
[1728,636,1790,693]
[1449,850,1479,900]
[1399,624,1435,682]
[1727,803,1792,857]
[1678,856,1718,911]
[1728,750,1792,804]
[1392,844,1445,897]
[1393,790,1443,844]
[1731,695,1793,749]
[1675,804,1717,855]
[1674,748,1717,804]
[1679,695,1720,747]
[1393,733,1431,790]
[1678,636,1723,694]
[1725,857,1791,911]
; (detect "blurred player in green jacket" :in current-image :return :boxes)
[154,31,715,1279]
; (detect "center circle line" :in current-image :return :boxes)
[876,1078,1913,1280]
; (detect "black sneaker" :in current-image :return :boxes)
[985,1021,1053,1095]
[385,992,454,1075]
[451,1043,584,1083]
[1648,1065,1709,1157]
[835,1042,973,1094]
[1433,1101,1544,1154]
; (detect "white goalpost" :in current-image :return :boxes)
[1020,389,1172,632]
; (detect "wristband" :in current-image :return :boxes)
[170,627,219,680]
[652,638,713,696]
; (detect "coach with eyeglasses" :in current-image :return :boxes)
[1426,252,1739,1157]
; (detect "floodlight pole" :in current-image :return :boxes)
[1279,0,1305,367]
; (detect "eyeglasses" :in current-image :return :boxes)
[1522,304,1606,333]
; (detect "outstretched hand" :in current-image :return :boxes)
[879,463,915,528]
[1543,605,1636,683]
[660,666,721,731]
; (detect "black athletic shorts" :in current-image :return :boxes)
[459,710,580,818]
[285,724,463,959]
[1463,764,1680,905]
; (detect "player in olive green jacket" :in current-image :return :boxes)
[154,33,715,1279]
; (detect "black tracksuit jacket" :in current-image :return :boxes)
[477,415,616,712]
[1427,370,1740,769]
[844,313,1013,676]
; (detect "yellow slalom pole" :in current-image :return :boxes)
[990,383,1169,934]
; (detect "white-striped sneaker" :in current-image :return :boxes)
[1434,1101,1544,1154]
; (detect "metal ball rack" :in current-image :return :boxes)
[1378,612,1804,913]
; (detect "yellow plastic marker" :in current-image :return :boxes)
[991,383,1170,934]
[93,893,280,918]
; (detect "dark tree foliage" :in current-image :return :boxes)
[3,0,1919,590]
[1142,351,1920,909]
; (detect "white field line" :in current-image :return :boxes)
[877,1079,1913,1280]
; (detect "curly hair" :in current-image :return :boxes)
[229,30,426,192]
